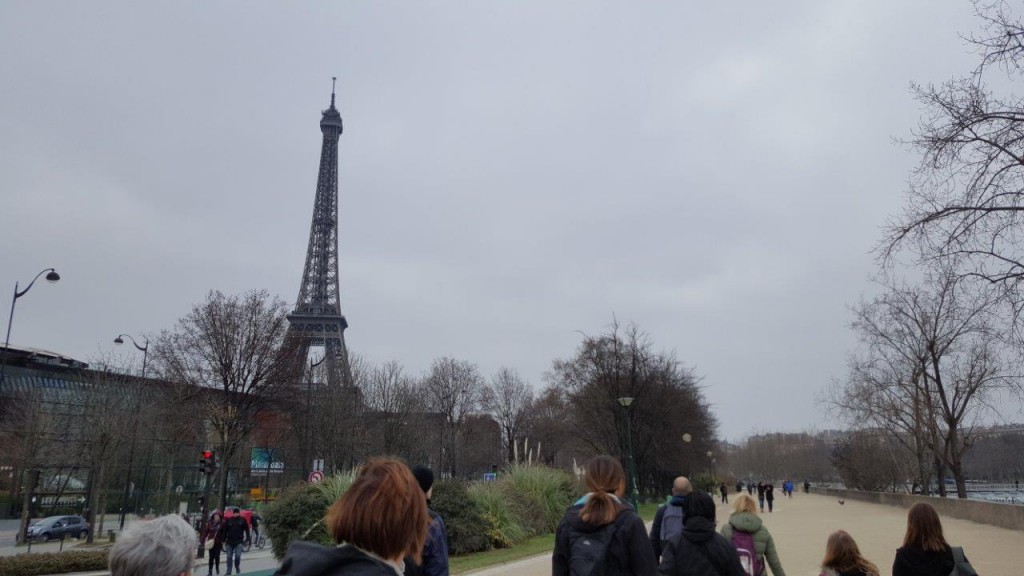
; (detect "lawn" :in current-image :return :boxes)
[450,534,556,574]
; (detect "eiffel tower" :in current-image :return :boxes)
[286,79,352,387]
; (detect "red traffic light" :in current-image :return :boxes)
[202,450,213,459]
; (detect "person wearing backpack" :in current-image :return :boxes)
[553,455,655,576]
[649,476,692,562]
[892,503,977,576]
[656,491,745,576]
[720,494,787,576]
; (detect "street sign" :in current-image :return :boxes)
[250,488,264,499]
[308,471,325,484]
[313,459,324,472]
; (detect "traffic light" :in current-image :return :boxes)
[199,450,214,474]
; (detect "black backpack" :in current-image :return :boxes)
[567,511,630,576]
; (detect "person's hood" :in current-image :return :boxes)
[894,546,953,574]
[565,499,630,534]
[667,494,687,507]
[275,541,395,576]
[727,511,763,533]
[682,517,717,542]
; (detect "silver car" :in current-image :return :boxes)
[25,515,91,541]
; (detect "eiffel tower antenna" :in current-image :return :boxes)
[286,82,351,387]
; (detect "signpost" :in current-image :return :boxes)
[308,471,324,484]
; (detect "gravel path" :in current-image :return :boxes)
[466,491,1023,575]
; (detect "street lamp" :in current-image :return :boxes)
[707,450,715,480]
[1,268,60,384]
[113,333,148,530]
[617,397,640,511]
[114,334,149,377]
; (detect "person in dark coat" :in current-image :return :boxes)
[756,482,765,512]
[403,466,449,576]
[764,483,775,513]
[657,491,745,576]
[892,503,971,576]
[204,511,225,576]
[275,457,432,576]
[553,455,656,576]
[650,476,692,562]
[718,483,728,504]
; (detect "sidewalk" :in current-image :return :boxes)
[464,491,1024,575]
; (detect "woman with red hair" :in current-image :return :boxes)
[276,457,431,576]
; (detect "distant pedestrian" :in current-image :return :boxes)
[204,511,225,576]
[804,480,810,494]
[765,483,775,513]
[218,507,250,575]
[657,491,745,576]
[892,503,977,576]
[747,483,754,495]
[818,530,879,576]
[721,494,787,576]
[756,482,766,512]
[275,457,432,576]
[553,455,656,576]
[719,482,729,504]
[650,476,692,562]
[109,514,197,576]
[403,466,450,576]
[736,481,743,493]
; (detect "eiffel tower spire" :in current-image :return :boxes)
[286,79,352,386]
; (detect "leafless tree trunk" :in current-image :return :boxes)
[423,357,484,477]
[482,367,534,464]
[152,290,297,513]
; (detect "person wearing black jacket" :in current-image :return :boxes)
[219,508,250,576]
[553,455,656,576]
[649,477,691,562]
[891,503,972,576]
[657,491,746,576]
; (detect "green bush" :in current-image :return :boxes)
[432,480,492,555]
[314,470,356,505]
[0,550,109,576]
[501,463,574,534]
[263,483,332,559]
[467,481,531,548]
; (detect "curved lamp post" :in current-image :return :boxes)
[1,268,60,384]
[617,397,640,511]
[114,334,149,377]
[113,333,148,530]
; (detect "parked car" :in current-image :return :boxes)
[25,515,90,541]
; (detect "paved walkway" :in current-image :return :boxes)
[467,491,1024,575]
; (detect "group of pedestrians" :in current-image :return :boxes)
[552,456,978,576]
[201,507,252,575]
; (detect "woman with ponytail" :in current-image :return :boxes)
[553,455,656,576]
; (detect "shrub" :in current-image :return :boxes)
[0,550,108,576]
[263,482,332,559]
[314,470,356,504]
[501,463,574,534]
[431,479,491,555]
[467,481,531,548]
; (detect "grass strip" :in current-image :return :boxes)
[450,533,555,574]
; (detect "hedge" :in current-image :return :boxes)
[0,550,109,576]
[264,463,574,559]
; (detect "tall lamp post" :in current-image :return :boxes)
[617,397,639,511]
[1,268,60,384]
[113,334,148,530]
[707,450,715,480]
[114,334,149,377]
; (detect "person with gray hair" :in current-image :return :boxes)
[108,514,197,576]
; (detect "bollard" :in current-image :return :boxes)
[108,530,116,543]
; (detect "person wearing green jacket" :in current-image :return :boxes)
[720,494,787,576]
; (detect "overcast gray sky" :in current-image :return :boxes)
[3,1,1009,440]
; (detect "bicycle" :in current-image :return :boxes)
[242,532,266,552]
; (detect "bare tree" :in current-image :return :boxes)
[423,357,484,477]
[482,367,534,464]
[883,2,1024,310]
[151,290,297,512]
[363,360,420,456]
[833,268,1016,497]
[547,320,717,495]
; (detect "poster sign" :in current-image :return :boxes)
[250,448,285,475]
